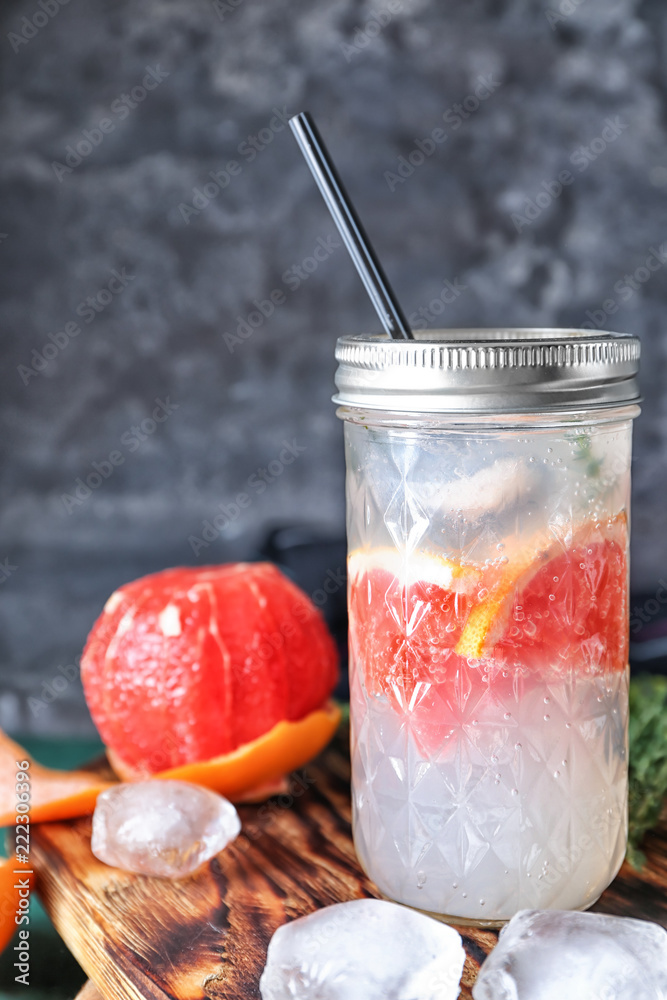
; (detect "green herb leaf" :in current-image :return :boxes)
[627,674,667,869]
[573,433,603,477]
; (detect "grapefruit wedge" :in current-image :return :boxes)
[348,547,480,700]
[456,513,629,673]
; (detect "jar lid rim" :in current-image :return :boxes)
[333,329,641,414]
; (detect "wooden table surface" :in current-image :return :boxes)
[33,732,667,1000]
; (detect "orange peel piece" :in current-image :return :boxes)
[0,856,35,954]
[0,728,112,828]
[122,700,341,800]
[0,702,341,829]
[455,543,548,660]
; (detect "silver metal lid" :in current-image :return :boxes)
[334,329,641,414]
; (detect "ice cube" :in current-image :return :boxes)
[259,898,465,1000]
[91,780,240,878]
[473,909,667,1000]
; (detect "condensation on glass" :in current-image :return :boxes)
[334,330,641,926]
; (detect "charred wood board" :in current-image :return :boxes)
[33,735,667,1000]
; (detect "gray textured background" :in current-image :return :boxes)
[1,0,666,735]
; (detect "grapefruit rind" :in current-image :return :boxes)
[0,725,114,828]
[348,547,479,593]
[454,536,555,660]
[0,702,341,829]
[0,857,34,954]
[150,700,341,799]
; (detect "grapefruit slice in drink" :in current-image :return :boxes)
[455,513,629,675]
[349,514,628,714]
[348,547,480,706]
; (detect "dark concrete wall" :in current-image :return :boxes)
[1,0,666,733]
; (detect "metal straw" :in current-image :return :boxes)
[289,112,413,341]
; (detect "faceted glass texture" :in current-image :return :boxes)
[344,413,633,923]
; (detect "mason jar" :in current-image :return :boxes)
[334,329,641,926]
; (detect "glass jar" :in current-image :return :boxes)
[334,329,641,926]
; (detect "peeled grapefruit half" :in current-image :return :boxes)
[81,563,339,779]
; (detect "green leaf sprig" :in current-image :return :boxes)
[627,674,667,869]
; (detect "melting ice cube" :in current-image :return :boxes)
[91,780,241,878]
[473,909,667,1000]
[259,898,465,1000]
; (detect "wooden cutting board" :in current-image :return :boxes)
[32,732,667,1000]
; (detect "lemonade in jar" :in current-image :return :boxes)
[335,329,640,925]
